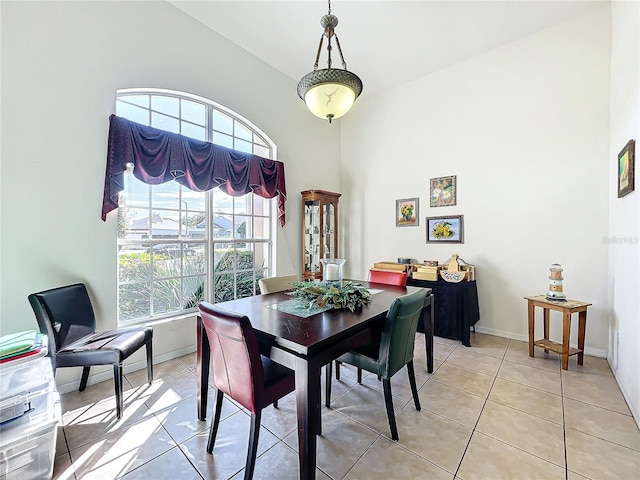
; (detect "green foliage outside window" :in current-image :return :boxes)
[118,249,263,321]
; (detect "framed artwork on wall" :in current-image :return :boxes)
[396,198,419,226]
[430,175,457,207]
[618,139,635,198]
[426,215,464,243]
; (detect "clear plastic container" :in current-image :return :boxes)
[0,353,54,425]
[0,344,60,480]
[0,390,60,480]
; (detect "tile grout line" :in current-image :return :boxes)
[561,367,569,480]
[453,337,509,479]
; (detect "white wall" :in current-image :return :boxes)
[608,1,640,423]
[0,1,340,390]
[340,8,611,356]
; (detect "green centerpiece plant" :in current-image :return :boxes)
[288,281,372,312]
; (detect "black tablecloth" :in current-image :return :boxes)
[408,278,480,347]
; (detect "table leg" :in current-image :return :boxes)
[196,316,210,421]
[543,308,550,353]
[425,294,434,373]
[528,301,535,358]
[295,356,320,480]
[577,311,587,365]
[561,311,571,370]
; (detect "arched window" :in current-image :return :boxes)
[116,88,277,324]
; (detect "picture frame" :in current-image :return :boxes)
[426,215,464,243]
[396,198,419,226]
[618,139,635,198]
[430,175,457,207]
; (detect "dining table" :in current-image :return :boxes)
[196,281,433,480]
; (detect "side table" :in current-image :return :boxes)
[525,295,591,370]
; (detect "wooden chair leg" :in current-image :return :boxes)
[113,363,123,419]
[407,361,421,411]
[146,340,153,384]
[207,389,225,453]
[357,367,362,384]
[325,362,332,408]
[335,360,341,380]
[244,411,261,480]
[79,366,91,392]
[382,378,398,441]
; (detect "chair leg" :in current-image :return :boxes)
[357,367,362,384]
[146,340,153,384]
[325,362,332,408]
[244,411,261,480]
[407,361,421,411]
[79,367,91,392]
[113,363,123,419]
[382,378,399,441]
[317,392,322,436]
[207,389,225,453]
[273,399,278,409]
[335,360,341,380]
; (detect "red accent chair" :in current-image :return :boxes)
[198,302,295,480]
[367,269,408,286]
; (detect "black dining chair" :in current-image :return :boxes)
[198,301,296,480]
[325,288,427,441]
[28,283,153,419]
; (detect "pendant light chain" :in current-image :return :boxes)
[297,0,363,122]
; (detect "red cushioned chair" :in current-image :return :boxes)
[198,301,295,480]
[367,269,408,286]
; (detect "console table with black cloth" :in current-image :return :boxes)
[407,278,480,347]
[197,282,431,480]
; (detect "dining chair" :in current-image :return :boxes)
[367,269,408,286]
[198,301,296,480]
[325,288,427,441]
[330,268,410,388]
[258,274,299,294]
[28,283,153,419]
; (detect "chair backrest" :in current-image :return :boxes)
[378,288,427,378]
[258,274,299,294]
[368,269,408,287]
[28,283,97,357]
[198,301,264,413]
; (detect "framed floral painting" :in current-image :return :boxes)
[396,198,419,226]
[430,175,457,207]
[426,215,464,243]
[618,139,635,198]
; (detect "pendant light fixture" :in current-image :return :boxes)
[297,0,363,123]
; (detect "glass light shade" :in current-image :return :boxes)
[304,83,356,121]
[297,68,363,122]
[321,258,346,289]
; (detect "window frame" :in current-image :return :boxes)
[116,88,277,326]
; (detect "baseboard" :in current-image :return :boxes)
[609,356,640,429]
[55,344,197,394]
[473,325,608,358]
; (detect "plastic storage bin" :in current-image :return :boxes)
[0,353,53,425]
[0,393,60,480]
[0,348,60,480]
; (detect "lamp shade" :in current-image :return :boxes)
[297,68,363,122]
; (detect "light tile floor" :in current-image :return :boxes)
[53,333,640,479]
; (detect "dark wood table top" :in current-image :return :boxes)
[213,281,427,357]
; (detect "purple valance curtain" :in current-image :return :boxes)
[102,114,287,226]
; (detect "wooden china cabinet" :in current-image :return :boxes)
[301,190,341,281]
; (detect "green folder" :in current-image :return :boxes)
[0,330,41,359]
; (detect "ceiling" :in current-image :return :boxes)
[169,0,605,98]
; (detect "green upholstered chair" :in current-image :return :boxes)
[327,288,427,441]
